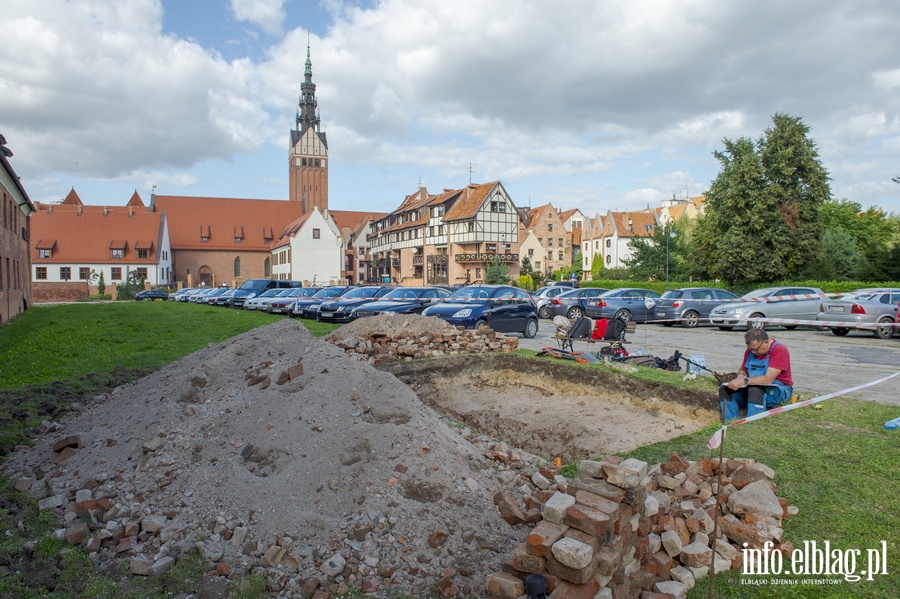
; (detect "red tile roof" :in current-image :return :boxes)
[152,195,304,251]
[443,181,499,221]
[31,204,165,264]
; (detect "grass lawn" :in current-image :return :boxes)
[0,303,897,597]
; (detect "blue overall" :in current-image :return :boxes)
[719,341,793,421]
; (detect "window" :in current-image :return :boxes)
[60,267,71,280]
[264,258,271,278]
[606,255,611,264]
[38,249,51,259]
[111,267,122,280]
[528,248,534,256]
[605,239,611,248]
[312,228,320,239]
[538,238,543,245]
[36,266,47,280]
[475,268,481,279]
[137,249,149,259]
[559,238,563,246]
[111,249,124,259]
[234,257,241,277]
[490,201,507,213]
[136,268,148,279]
[558,252,564,260]
[79,267,90,280]
[486,243,497,253]
[315,159,320,167]
[201,236,209,243]
[548,223,553,232]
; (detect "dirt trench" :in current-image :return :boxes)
[382,354,719,462]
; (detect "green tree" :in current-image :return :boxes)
[801,226,860,280]
[95,271,106,295]
[697,113,831,286]
[590,254,603,280]
[484,256,509,284]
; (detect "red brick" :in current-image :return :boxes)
[563,528,601,553]
[574,490,620,517]
[545,554,598,585]
[650,551,673,579]
[565,504,611,537]
[548,578,600,599]
[660,453,690,475]
[55,447,76,464]
[526,521,568,558]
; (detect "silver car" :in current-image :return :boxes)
[654,287,739,328]
[817,288,900,339]
[709,286,825,331]
[532,286,570,319]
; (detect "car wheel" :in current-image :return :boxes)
[682,310,700,328]
[614,309,631,321]
[831,327,850,336]
[662,322,675,327]
[749,313,766,330]
[524,318,538,338]
[718,326,734,331]
[474,319,489,330]
[538,306,551,319]
[874,318,894,339]
[567,307,584,319]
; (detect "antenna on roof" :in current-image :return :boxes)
[468,160,477,184]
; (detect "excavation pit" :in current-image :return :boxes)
[384,354,719,462]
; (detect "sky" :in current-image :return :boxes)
[2,0,899,218]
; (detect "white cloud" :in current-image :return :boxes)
[230,0,286,36]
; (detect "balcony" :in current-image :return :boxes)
[454,253,519,263]
[412,255,424,266]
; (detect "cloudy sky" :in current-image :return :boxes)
[2,0,899,217]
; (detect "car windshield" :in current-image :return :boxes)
[661,290,684,299]
[313,287,346,298]
[298,288,319,297]
[341,287,382,299]
[383,288,424,300]
[448,287,495,301]
[238,280,271,291]
[844,292,879,301]
[739,289,778,300]
[257,289,283,298]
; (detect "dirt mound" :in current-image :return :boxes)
[5,319,526,597]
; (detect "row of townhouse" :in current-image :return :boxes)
[580,196,704,277]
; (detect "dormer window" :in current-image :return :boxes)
[200,225,211,243]
[111,249,124,259]
[39,249,51,259]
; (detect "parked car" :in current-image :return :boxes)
[532,286,571,319]
[584,288,661,322]
[709,286,825,331]
[266,287,320,314]
[817,288,900,339]
[291,286,352,319]
[243,288,293,311]
[230,279,303,308]
[547,287,609,319]
[169,287,196,301]
[352,286,451,318]
[552,280,580,289]
[174,288,204,302]
[421,284,539,338]
[202,287,232,305]
[189,288,217,303]
[316,286,394,323]
[213,288,237,306]
[653,287,739,328]
[134,289,169,301]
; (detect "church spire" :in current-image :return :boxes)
[296,40,320,135]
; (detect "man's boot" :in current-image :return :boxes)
[747,402,766,417]
[720,399,741,422]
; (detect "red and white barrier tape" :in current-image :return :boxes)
[640,316,900,328]
[708,370,900,449]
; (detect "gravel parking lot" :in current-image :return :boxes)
[518,322,900,406]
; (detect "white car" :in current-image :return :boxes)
[242,288,290,310]
[709,286,825,331]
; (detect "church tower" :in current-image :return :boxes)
[289,44,328,213]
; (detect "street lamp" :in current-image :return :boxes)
[664,225,676,290]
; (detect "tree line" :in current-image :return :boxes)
[619,114,900,288]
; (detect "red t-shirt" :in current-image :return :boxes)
[740,340,793,386]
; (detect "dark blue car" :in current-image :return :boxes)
[352,286,451,318]
[316,286,394,323]
[584,288,661,322]
[422,284,538,337]
[291,286,352,319]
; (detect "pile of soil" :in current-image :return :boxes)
[5,318,529,597]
